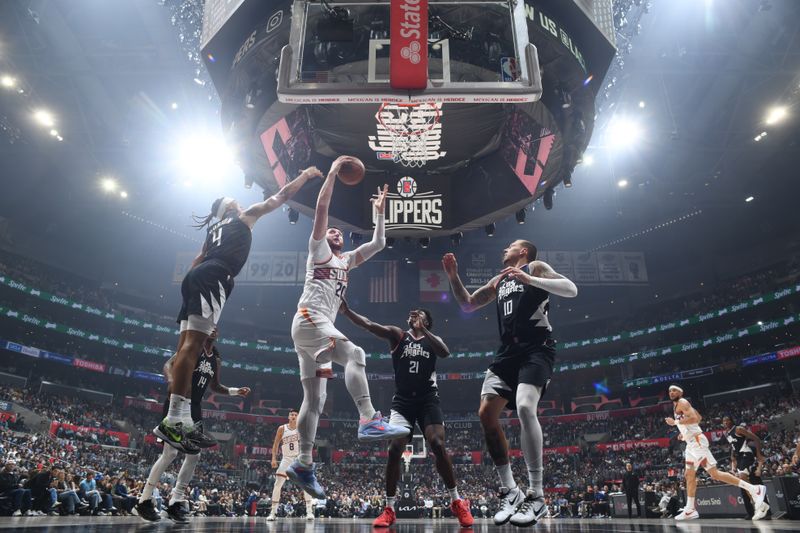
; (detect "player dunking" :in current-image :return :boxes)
[723,415,768,520]
[154,167,321,452]
[287,156,409,498]
[443,240,577,527]
[340,300,474,528]
[266,410,315,521]
[665,385,768,521]
[136,329,250,522]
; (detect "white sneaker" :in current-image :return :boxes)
[751,485,767,511]
[493,486,523,525]
[752,501,769,521]
[509,491,547,527]
[12,510,21,517]
[675,508,699,520]
[265,514,277,521]
[306,513,315,520]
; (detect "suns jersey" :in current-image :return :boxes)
[297,237,359,322]
[674,405,703,441]
[280,424,300,458]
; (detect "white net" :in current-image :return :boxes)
[376,103,442,168]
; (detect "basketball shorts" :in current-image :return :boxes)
[291,308,340,380]
[481,341,556,410]
[389,390,444,435]
[684,434,717,470]
[276,456,298,476]
[176,259,233,335]
[735,453,757,477]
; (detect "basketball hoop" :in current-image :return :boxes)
[402,449,414,471]
[376,102,442,168]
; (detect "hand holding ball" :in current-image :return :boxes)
[336,156,365,186]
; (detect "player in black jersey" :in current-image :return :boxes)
[722,416,768,520]
[443,240,577,527]
[156,166,321,452]
[137,329,251,522]
[339,300,474,528]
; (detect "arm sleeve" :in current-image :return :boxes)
[349,214,385,269]
[308,235,333,264]
[527,276,579,298]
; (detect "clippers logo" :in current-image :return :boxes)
[266,10,283,33]
[374,177,443,231]
[401,41,422,64]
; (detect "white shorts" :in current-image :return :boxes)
[480,369,512,398]
[291,309,341,380]
[684,434,717,470]
[276,456,297,475]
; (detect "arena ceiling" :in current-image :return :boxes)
[0,0,798,283]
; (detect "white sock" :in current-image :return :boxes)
[448,487,460,501]
[686,496,695,510]
[298,378,326,466]
[304,491,313,512]
[169,453,200,506]
[386,496,396,510]
[165,394,190,425]
[496,464,517,490]
[272,476,286,505]
[739,480,756,493]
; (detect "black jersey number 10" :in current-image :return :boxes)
[503,300,513,316]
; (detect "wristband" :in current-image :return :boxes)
[228,387,241,396]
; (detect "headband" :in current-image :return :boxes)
[668,385,683,394]
[216,197,235,219]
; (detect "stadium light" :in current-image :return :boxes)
[618,179,629,188]
[175,133,237,185]
[33,109,55,127]
[582,154,594,166]
[765,106,787,125]
[745,196,754,202]
[101,178,118,192]
[120,191,128,199]
[1,75,16,88]
[607,117,643,149]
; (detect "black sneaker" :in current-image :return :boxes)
[167,501,189,523]
[186,421,217,449]
[153,420,200,455]
[135,499,161,522]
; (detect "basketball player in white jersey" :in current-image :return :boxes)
[266,410,314,521]
[666,385,768,521]
[287,156,409,498]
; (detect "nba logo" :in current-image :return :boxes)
[397,177,417,198]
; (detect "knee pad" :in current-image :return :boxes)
[350,345,366,367]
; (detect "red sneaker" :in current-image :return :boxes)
[451,498,474,527]
[373,506,396,527]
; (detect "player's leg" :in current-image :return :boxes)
[136,445,179,521]
[675,463,699,520]
[303,490,315,520]
[374,437,405,527]
[705,464,767,514]
[424,421,474,528]
[510,383,547,527]
[166,452,199,523]
[267,473,286,520]
[286,373,327,498]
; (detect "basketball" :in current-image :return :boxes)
[337,156,365,186]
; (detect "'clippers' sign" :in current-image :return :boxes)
[375,177,443,231]
[390,0,428,89]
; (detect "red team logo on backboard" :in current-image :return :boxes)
[397,176,417,198]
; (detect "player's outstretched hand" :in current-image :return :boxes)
[442,253,458,276]
[371,184,389,214]
[272,458,278,469]
[664,417,676,426]
[300,167,323,180]
[237,387,251,397]
[328,156,349,179]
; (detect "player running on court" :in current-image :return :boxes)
[287,156,409,498]
[137,329,250,523]
[340,300,474,528]
[443,240,577,527]
[155,167,321,453]
[666,385,768,521]
[266,410,315,521]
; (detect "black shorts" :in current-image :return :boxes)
[161,397,202,424]
[482,341,555,410]
[736,453,759,477]
[176,259,234,325]
[389,390,444,435]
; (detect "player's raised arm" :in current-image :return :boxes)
[501,260,578,298]
[352,184,389,267]
[442,253,499,313]
[340,299,403,348]
[312,158,348,241]
[210,349,250,397]
[410,311,450,358]
[241,167,322,228]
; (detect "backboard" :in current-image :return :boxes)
[277,0,542,104]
